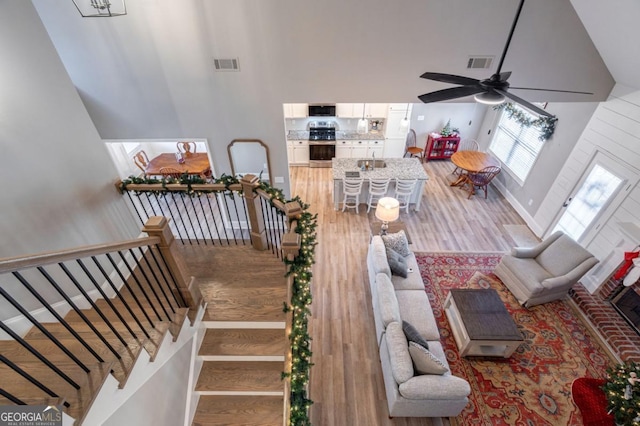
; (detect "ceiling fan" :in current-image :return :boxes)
[417,0,592,118]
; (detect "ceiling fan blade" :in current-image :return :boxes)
[499,71,512,81]
[495,0,525,75]
[509,87,593,95]
[495,89,555,118]
[419,86,485,103]
[420,72,480,86]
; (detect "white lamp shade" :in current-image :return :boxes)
[357,118,369,134]
[375,197,400,222]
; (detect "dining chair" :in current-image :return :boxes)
[452,139,479,175]
[462,166,501,199]
[342,179,364,213]
[159,167,184,179]
[403,129,424,162]
[177,141,197,156]
[133,150,150,174]
[394,178,418,213]
[367,178,391,213]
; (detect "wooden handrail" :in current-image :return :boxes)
[0,236,161,274]
[117,181,243,193]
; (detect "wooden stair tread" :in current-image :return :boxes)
[199,329,286,356]
[192,395,283,426]
[196,361,284,392]
[203,288,287,322]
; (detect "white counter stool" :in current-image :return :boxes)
[367,178,391,213]
[395,178,418,213]
[342,179,364,213]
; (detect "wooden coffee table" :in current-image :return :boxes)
[444,289,523,357]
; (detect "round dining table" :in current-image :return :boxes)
[450,151,500,186]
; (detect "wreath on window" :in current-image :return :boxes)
[494,103,558,141]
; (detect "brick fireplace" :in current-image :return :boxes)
[571,278,640,362]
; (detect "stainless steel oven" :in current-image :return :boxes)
[308,121,336,168]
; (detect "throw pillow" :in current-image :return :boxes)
[402,320,429,350]
[408,341,448,375]
[386,248,408,278]
[381,230,411,257]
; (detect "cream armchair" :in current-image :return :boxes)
[494,231,598,307]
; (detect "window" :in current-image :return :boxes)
[489,105,545,183]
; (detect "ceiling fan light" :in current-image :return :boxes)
[474,92,506,105]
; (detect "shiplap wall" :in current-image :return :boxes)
[534,84,640,292]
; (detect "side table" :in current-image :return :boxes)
[369,221,412,244]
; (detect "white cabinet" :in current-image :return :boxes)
[283,103,308,118]
[384,138,407,158]
[336,103,388,118]
[336,140,384,158]
[383,103,413,157]
[287,140,309,165]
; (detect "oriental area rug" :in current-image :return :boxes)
[414,252,616,426]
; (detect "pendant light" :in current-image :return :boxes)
[399,103,410,134]
[357,104,369,134]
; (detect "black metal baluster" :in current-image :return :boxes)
[12,272,104,363]
[0,355,70,407]
[197,195,214,243]
[178,192,199,244]
[106,253,155,329]
[230,191,243,243]
[0,388,26,405]
[147,246,185,307]
[160,192,186,244]
[144,192,159,216]
[221,191,239,245]
[92,255,151,340]
[0,288,90,372]
[269,204,279,257]
[170,192,192,245]
[212,193,231,245]
[203,194,219,245]
[76,259,138,340]
[117,251,163,322]
[240,193,250,243]
[0,322,80,389]
[135,247,176,314]
[37,267,122,359]
[259,198,271,251]
[58,263,128,347]
[188,194,207,245]
[125,191,145,226]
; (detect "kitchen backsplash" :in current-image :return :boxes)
[285,117,385,133]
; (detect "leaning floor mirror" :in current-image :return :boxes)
[227,139,273,186]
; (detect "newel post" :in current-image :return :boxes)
[142,216,202,309]
[240,174,268,250]
[282,201,303,261]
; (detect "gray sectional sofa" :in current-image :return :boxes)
[366,235,470,418]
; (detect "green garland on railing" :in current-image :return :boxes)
[494,102,558,141]
[120,174,317,425]
[119,173,240,196]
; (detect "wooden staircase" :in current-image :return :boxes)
[190,245,289,426]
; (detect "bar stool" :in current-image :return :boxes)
[367,178,391,213]
[342,179,364,213]
[395,179,418,213]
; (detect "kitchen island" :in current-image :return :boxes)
[332,157,429,211]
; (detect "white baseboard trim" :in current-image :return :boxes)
[491,180,544,237]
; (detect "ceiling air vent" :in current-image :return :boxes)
[213,58,240,72]
[466,56,493,69]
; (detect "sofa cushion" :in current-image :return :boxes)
[399,373,471,400]
[381,230,411,257]
[402,320,429,350]
[536,234,594,276]
[385,322,414,384]
[391,253,425,290]
[396,290,441,341]
[408,342,448,375]
[370,236,392,278]
[376,273,401,328]
[386,248,408,278]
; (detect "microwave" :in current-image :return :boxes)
[308,104,336,117]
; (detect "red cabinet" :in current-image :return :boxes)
[425,134,460,161]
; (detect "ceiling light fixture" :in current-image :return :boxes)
[474,91,506,105]
[72,0,127,17]
[399,103,410,134]
[357,104,369,134]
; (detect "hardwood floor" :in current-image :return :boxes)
[289,160,528,426]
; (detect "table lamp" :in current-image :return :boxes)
[375,197,400,235]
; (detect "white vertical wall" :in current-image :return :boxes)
[534,84,640,292]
